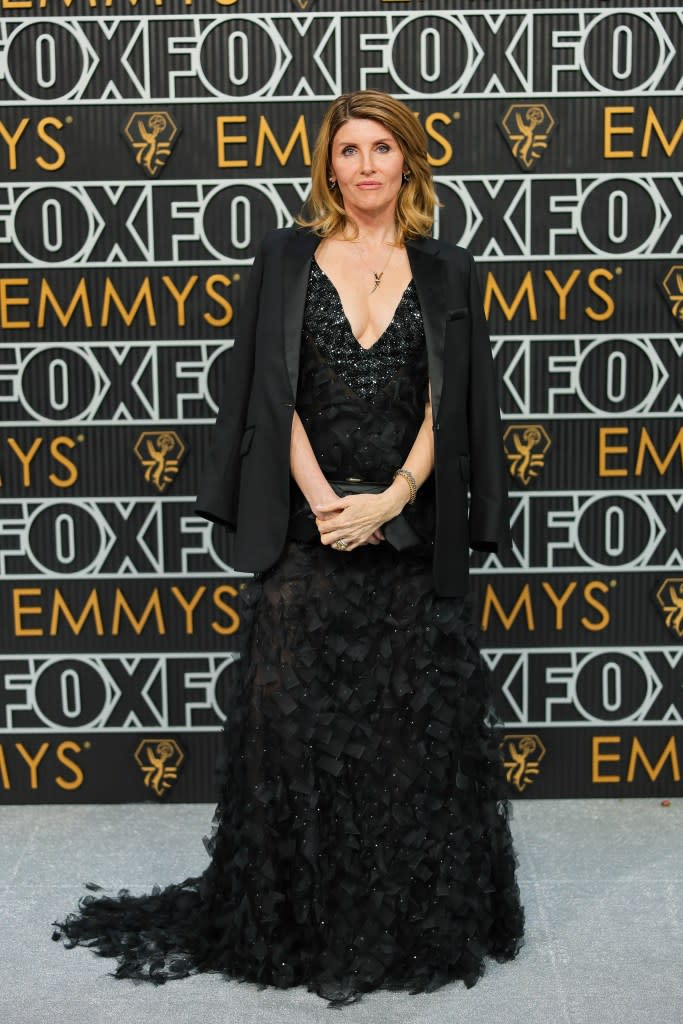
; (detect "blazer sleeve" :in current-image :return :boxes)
[194,237,266,528]
[465,252,511,552]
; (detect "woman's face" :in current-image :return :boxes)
[329,117,407,218]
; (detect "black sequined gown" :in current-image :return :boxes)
[52,260,525,1007]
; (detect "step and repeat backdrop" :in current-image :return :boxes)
[0,0,681,802]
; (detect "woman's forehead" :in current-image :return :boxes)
[332,118,397,144]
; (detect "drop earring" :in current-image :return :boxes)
[402,171,411,183]
[328,178,337,188]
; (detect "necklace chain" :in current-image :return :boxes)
[351,239,395,294]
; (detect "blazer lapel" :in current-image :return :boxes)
[282,228,319,402]
[406,237,448,423]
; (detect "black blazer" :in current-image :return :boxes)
[195,225,510,596]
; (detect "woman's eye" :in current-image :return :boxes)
[376,144,390,153]
[342,146,356,156]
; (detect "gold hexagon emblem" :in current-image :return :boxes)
[500,734,546,792]
[660,266,683,323]
[134,738,185,797]
[500,104,556,170]
[134,430,187,492]
[503,424,551,485]
[123,111,179,177]
[655,578,683,638]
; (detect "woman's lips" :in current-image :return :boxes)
[356,182,382,189]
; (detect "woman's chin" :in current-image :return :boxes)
[341,189,399,216]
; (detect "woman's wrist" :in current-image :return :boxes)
[308,483,340,515]
[380,479,410,519]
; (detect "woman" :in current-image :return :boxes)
[52,90,525,1007]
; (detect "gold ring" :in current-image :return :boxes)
[333,539,348,551]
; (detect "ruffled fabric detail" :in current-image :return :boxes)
[52,541,524,1007]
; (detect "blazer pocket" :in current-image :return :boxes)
[447,306,469,321]
[239,425,255,456]
[458,453,470,483]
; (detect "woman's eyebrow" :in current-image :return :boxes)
[335,136,394,147]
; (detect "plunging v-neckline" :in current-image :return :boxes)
[312,258,413,352]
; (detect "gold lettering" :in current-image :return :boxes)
[592,735,621,783]
[481,584,535,631]
[626,736,680,783]
[36,117,66,171]
[540,581,577,630]
[13,588,43,637]
[0,278,30,328]
[598,426,629,477]
[255,114,311,167]
[48,437,78,488]
[0,747,9,789]
[0,117,30,170]
[212,584,240,635]
[7,437,42,486]
[16,742,50,789]
[634,427,683,476]
[603,106,634,158]
[111,588,166,636]
[581,581,611,631]
[543,269,581,321]
[483,271,537,321]
[37,278,93,328]
[56,741,84,790]
[100,277,156,327]
[424,112,452,167]
[204,275,233,327]
[640,108,683,158]
[170,585,206,633]
[161,275,198,327]
[216,115,248,168]
[49,589,104,637]
[585,268,615,322]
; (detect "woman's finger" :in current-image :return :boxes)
[315,497,351,513]
[319,525,383,550]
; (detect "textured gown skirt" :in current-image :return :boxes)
[52,259,525,1007]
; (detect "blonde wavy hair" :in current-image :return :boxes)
[296,90,439,244]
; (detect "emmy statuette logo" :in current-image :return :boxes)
[503,425,551,485]
[134,739,185,797]
[501,734,546,792]
[655,578,683,638]
[500,104,556,170]
[123,111,180,178]
[134,430,187,492]
[660,266,683,323]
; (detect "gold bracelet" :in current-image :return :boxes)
[393,467,417,505]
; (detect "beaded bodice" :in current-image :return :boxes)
[301,259,426,402]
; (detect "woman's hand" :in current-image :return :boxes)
[313,486,407,551]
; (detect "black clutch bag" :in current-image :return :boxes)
[328,479,422,551]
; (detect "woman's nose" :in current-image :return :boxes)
[360,151,376,173]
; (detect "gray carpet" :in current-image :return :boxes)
[1,799,680,1024]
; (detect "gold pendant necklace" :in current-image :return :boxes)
[354,239,395,294]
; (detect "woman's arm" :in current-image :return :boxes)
[290,410,340,516]
[315,391,435,551]
[291,411,386,544]
[380,389,435,513]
